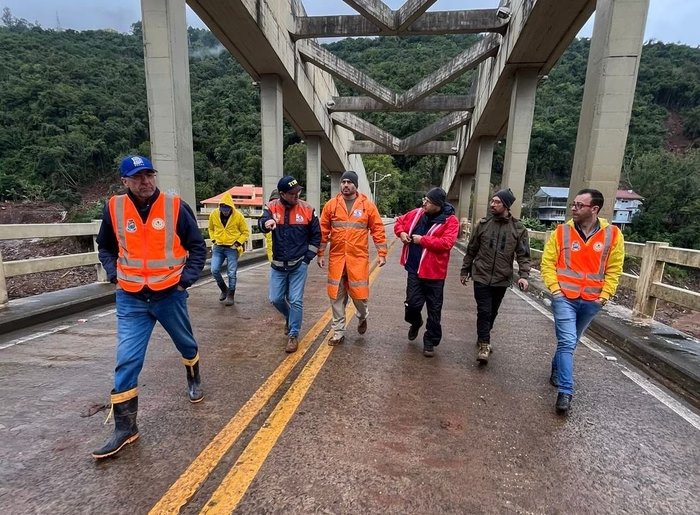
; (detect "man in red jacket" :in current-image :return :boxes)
[395,187,459,357]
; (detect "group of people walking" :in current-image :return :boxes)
[92,155,623,459]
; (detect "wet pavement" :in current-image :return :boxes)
[1,226,699,514]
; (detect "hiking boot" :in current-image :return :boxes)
[423,343,435,357]
[217,281,227,301]
[477,341,492,363]
[328,335,345,346]
[555,393,572,414]
[357,318,367,335]
[224,289,235,306]
[285,336,299,353]
[408,324,420,341]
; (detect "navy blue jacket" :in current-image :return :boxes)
[258,197,321,271]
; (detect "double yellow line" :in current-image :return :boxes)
[150,246,393,514]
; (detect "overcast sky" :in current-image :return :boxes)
[1,0,699,46]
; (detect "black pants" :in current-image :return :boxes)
[473,281,508,343]
[404,273,445,346]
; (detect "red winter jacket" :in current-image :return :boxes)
[394,206,459,280]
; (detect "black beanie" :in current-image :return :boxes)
[494,188,516,209]
[425,187,447,207]
[340,170,359,188]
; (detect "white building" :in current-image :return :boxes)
[534,187,643,227]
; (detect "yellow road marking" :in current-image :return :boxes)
[199,252,391,514]
[148,311,331,514]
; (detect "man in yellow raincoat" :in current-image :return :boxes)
[317,171,387,345]
[207,192,249,305]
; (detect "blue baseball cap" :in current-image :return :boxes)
[119,155,156,177]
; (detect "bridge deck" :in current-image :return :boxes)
[0,231,698,513]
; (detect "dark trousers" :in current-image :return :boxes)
[473,281,508,343]
[404,273,445,346]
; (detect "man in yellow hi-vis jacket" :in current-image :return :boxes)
[540,188,624,415]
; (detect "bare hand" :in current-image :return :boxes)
[317,256,325,268]
[517,278,529,292]
[265,219,277,230]
[378,256,386,267]
[399,232,411,244]
[460,276,469,286]
[411,234,422,245]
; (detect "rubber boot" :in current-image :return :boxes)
[216,280,227,301]
[92,393,139,459]
[224,288,235,306]
[186,361,204,403]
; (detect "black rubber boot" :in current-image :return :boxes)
[92,394,139,459]
[216,280,227,301]
[224,288,235,306]
[186,361,204,403]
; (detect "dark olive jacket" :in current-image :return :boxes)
[460,214,531,287]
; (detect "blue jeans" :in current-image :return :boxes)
[114,288,199,393]
[268,262,309,337]
[211,245,239,290]
[551,296,602,395]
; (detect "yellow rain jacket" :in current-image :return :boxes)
[207,192,249,255]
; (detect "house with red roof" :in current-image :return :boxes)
[200,185,264,216]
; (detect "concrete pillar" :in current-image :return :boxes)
[329,172,341,197]
[501,68,538,219]
[260,74,284,201]
[458,175,474,222]
[471,137,495,230]
[305,136,321,212]
[569,0,650,221]
[141,0,195,208]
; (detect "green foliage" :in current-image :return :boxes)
[521,217,547,232]
[625,150,700,249]
[68,200,105,223]
[1,19,699,252]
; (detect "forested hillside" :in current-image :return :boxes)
[1,10,699,247]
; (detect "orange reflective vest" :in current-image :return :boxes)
[108,193,187,292]
[554,223,620,300]
[318,193,387,300]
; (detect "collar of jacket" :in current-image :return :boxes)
[126,187,160,210]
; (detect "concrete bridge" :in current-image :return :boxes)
[0,227,699,513]
[141,0,648,225]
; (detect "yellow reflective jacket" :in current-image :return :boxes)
[207,192,249,254]
[540,218,624,301]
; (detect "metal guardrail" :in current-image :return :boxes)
[528,230,700,318]
[0,218,266,306]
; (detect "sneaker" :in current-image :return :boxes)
[477,342,491,363]
[555,393,572,414]
[423,344,435,357]
[357,318,367,335]
[328,335,345,346]
[408,325,420,341]
[285,336,298,353]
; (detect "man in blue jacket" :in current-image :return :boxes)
[259,175,321,353]
[92,155,206,459]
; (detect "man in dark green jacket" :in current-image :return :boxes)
[460,188,531,364]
